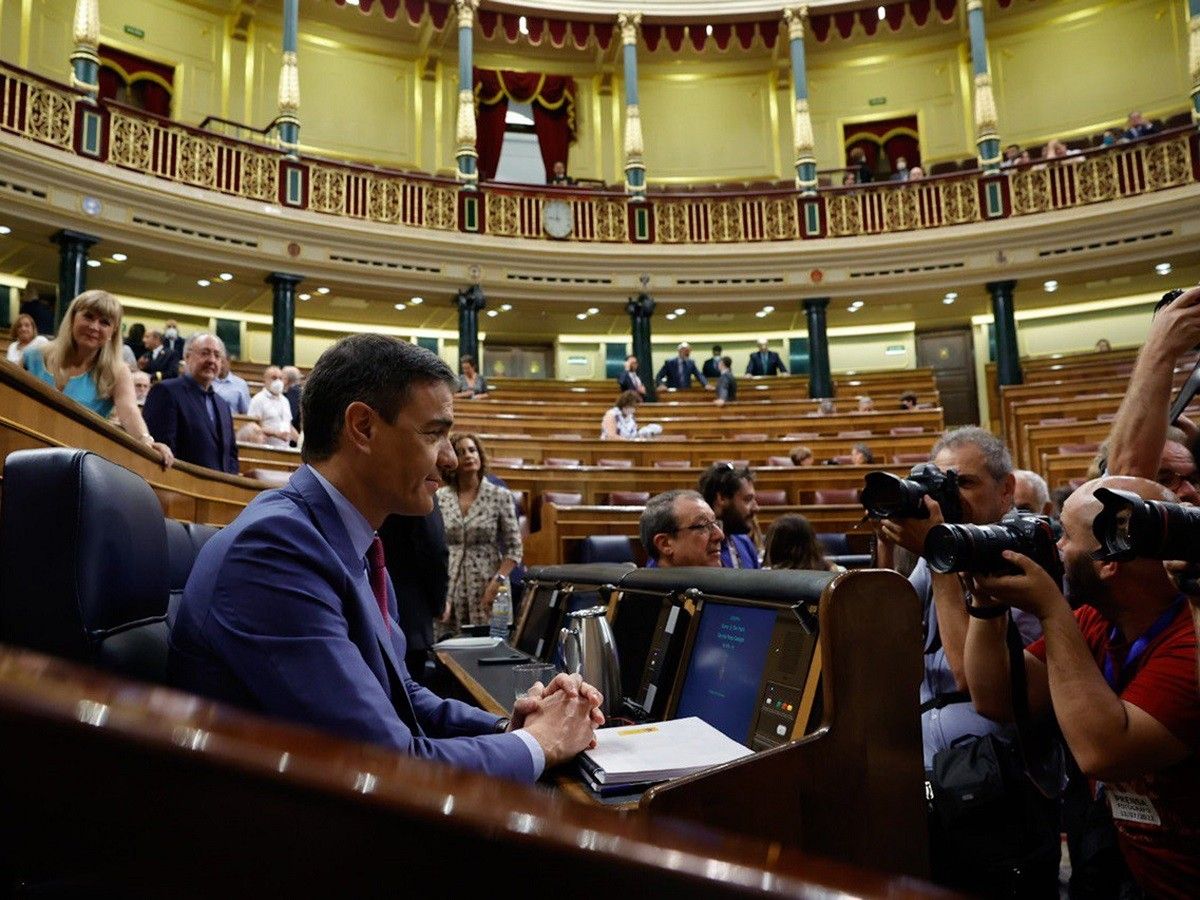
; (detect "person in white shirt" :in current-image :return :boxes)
[248,365,298,448]
[6,314,49,364]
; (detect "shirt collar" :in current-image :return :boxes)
[305,464,376,563]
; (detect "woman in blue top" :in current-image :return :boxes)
[24,290,174,467]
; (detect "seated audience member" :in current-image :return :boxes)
[842,170,858,187]
[1124,110,1159,141]
[600,390,643,440]
[899,390,919,411]
[891,156,910,181]
[282,365,303,433]
[1040,138,1082,167]
[132,370,151,406]
[172,335,601,779]
[236,422,268,445]
[124,322,146,360]
[379,506,449,685]
[714,356,737,405]
[1100,130,1120,148]
[139,328,180,381]
[6,313,48,364]
[965,475,1199,899]
[1095,338,1113,352]
[1013,469,1052,515]
[616,354,646,397]
[249,365,299,448]
[639,489,724,568]
[24,291,173,467]
[143,334,238,474]
[857,395,875,413]
[702,344,723,379]
[436,433,522,638]
[698,463,760,569]
[789,445,815,467]
[1001,144,1023,168]
[817,398,836,415]
[873,426,1056,895]
[746,338,787,377]
[549,160,573,186]
[907,165,925,180]
[763,514,840,572]
[849,442,874,466]
[454,355,488,399]
[212,350,251,415]
[656,342,708,390]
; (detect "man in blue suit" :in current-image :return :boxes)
[143,334,238,474]
[745,339,787,377]
[698,463,761,569]
[615,354,645,397]
[655,342,708,390]
[170,334,602,782]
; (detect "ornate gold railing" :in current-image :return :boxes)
[1,60,1196,245]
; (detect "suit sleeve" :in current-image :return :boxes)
[200,515,535,781]
[654,362,669,384]
[693,362,708,387]
[142,384,177,451]
[774,353,788,375]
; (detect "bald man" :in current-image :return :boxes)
[965,476,1199,898]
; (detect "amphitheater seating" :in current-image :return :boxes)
[815,488,859,505]
[767,456,796,466]
[755,489,788,506]
[596,458,634,468]
[608,491,650,505]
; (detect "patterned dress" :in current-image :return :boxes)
[436,478,523,636]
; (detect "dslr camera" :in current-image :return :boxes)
[924,512,1064,583]
[861,463,964,523]
[1092,487,1200,563]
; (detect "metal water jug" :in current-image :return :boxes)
[555,606,621,717]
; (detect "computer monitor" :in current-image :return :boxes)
[513,583,569,660]
[667,597,819,750]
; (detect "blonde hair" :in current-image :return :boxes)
[42,290,125,401]
[9,313,37,342]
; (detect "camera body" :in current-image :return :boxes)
[924,512,1064,584]
[861,462,964,523]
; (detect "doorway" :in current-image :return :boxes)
[484,344,554,379]
[916,327,979,427]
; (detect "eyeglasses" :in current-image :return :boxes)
[674,518,722,535]
[1156,469,1200,494]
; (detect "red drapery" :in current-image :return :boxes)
[843,115,921,179]
[473,69,577,182]
[98,45,173,117]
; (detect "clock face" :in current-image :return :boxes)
[543,200,573,239]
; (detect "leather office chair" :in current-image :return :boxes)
[754,489,788,506]
[889,426,924,436]
[766,456,796,467]
[607,491,649,505]
[815,488,859,505]
[892,453,930,465]
[652,459,691,469]
[491,456,524,467]
[596,458,634,468]
[578,536,635,565]
[544,457,582,468]
[0,448,214,685]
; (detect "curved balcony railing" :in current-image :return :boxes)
[2,60,1197,245]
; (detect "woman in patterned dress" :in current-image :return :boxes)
[436,433,523,636]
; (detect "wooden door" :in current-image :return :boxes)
[916,328,979,427]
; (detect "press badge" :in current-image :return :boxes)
[1106,789,1162,826]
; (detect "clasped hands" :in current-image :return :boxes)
[509,672,605,767]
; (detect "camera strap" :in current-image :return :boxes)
[1102,594,1185,693]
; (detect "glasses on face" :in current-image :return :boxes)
[674,518,722,536]
[1156,469,1200,494]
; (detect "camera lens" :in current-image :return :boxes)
[861,471,927,519]
[1093,487,1200,562]
[926,523,1008,574]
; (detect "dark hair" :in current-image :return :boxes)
[720,356,732,368]
[640,489,702,561]
[443,432,489,491]
[851,442,875,464]
[698,462,753,506]
[789,445,813,465]
[764,514,832,571]
[459,355,476,370]
[899,390,918,407]
[711,345,722,353]
[126,322,145,342]
[300,334,456,463]
[616,390,641,410]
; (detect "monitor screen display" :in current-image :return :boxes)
[674,602,778,745]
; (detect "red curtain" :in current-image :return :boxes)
[474,69,577,182]
[98,45,173,117]
[843,115,921,178]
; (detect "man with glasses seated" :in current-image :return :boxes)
[639,489,725,568]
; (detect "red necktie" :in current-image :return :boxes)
[367,536,391,630]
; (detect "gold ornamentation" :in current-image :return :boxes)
[241,152,278,201]
[940,179,981,224]
[425,186,457,230]
[1009,167,1051,215]
[654,202,688,243]
[24,85,75,148]
[309,166,346,214]
[782,7,806,42]
[484,193,521,236]
[455,88,476,154]
[1190,15,1200,91]
[825,194,863,237]
[617,12,642,46]
[973,72,997,141]
[72,0,100,49]
[623,102,644,162]
[178,133,218,188]
[763,197,799,239]
[1142,137,1191,191]
[1075,156,1116,205]
[966,0,983,11]
[277,50,300,116]
[793,97,814,158]
[368,178,401,223]
[593,200,628,242]
[710,200,743,242]
[455,0,479,30]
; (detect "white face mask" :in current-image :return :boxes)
[269,378,284,395]
[164,327,178,340]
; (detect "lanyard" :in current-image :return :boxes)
[724,538,742,569]
[1102,595,1185,692]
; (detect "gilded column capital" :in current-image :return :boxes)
[966,0,983,12]
[72,0,100,49]
[782,7,807,42]
[973,72,998,139]
[623,102,644,162]
[455,0,480,30]
[277,50,300,116]
[1189,14,1200,87]
[617,12,642,46]
[456,88,477,152]
[793,97,814,159]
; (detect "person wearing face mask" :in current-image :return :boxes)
[249,365,299,448]
[161,320,183,356]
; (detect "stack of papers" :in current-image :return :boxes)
[579,717,753,786]
[434,636,502,649]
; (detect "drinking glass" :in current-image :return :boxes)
[513,662,558,703]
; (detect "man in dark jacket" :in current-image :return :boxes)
[379,505,449,685]
[655,342,708,390]
[746,339,787,376]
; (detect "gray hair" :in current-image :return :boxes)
[1013,469,1050,511]
[640,489,703,562]
[930,426,1013,483]
[183,332,226,355]
[282,365,302,385]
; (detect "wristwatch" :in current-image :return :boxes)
[494,716,511,733]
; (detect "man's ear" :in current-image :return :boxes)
[652,532,673,561]
[342,401,375,453]
[1097,559,1121,582]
